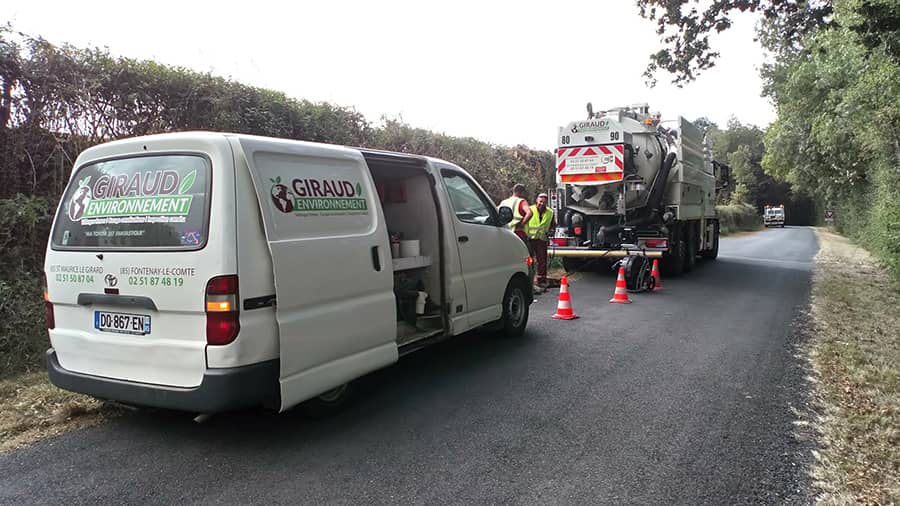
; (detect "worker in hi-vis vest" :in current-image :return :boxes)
[498,183,533,244]
[525,192,555,291]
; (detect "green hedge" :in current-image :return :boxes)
[0,195,54,378]
[717,203,762,235]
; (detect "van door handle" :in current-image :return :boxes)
[458,236,469,243]
[371,246,382,271]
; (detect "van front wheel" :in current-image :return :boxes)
[500,279,530,337]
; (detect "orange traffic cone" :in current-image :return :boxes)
[609,266,632,304]
[551,276,579,320]
[651,258,663,292]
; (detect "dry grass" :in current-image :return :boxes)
[809,228,900,504]
[0,373,120,453]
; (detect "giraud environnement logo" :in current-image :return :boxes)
[68,170,198,224]
[68,177,94,221]
[269,177,368,214]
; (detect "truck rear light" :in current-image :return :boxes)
[645,239,668,249]
[42,274,54,330]
[574,227,583,236]
[206,275,240,345]
[551,238,568,247]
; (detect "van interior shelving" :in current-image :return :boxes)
[365,154,446,348]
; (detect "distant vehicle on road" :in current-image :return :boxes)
[764,205,785,228]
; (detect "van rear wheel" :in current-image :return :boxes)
[300,383,353,418]
[500,278,529,337]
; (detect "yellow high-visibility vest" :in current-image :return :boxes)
[525,205,554,240]
[498,196,525,230]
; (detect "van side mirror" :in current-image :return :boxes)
[497,206,514,226]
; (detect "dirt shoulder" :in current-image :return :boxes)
[809,228,899,503]
[0,372,120,453]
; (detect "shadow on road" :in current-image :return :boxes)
[106,328,544,449]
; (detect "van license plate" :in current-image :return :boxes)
[94,311,151,335]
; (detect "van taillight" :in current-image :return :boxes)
[645,239,668,249]
[43,274,55,330]
[206,275,239,345]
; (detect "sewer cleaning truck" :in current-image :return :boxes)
[549,103,730,277]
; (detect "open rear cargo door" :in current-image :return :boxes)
[235,137,397,411]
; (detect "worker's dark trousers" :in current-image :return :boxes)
[530,239,548,284]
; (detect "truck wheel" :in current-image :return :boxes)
[300,383,353,418]
[662,225,685,277]
[500,278,529,337]
[701,222,719,260]
[683,223,697,272]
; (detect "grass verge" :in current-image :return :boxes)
[0,372,120,453]
[810,228,899,503]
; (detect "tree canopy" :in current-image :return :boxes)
[636,0,833,85]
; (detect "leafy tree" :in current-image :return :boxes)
[692,116,718,133]
[636,0,833,85]
[762,1,900,275]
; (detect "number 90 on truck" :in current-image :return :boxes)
[550,103,731,277]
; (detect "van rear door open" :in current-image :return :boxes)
[236,138,398,410]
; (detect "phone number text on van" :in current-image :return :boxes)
[55,273,94,284]
[127,276,185,287]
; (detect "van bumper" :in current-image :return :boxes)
[47,349,278,413]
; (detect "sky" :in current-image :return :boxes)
[5,0,774,150]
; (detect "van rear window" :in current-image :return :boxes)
[51,155,210,250]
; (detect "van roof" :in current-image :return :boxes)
[76,131,453,169]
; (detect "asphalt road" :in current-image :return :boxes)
[0,227,819,505]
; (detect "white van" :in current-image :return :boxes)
[44,132,533,413]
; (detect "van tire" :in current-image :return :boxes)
[300,383,353,418]
[500,278,530,337]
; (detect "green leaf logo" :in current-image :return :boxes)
[356,182,362,196]
[179,170,197,194]
[79,176,92,188]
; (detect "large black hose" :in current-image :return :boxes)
[594,151,677,245]
[644,151,677,219]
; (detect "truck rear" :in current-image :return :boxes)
[551,103,728,276]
